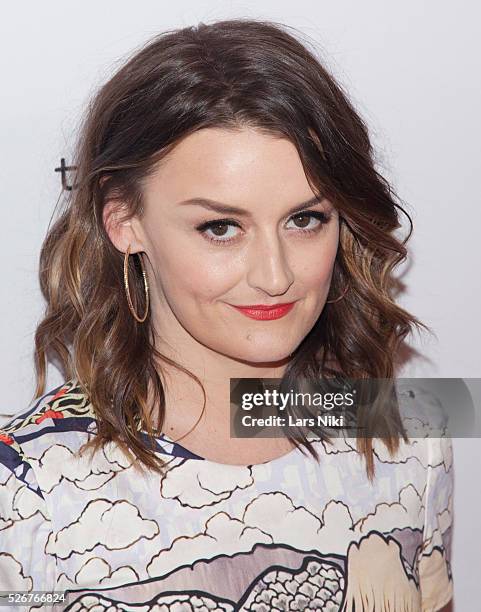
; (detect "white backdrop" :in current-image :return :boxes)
[1,1,479,607]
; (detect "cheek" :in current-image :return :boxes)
[180,260,239,301]
[150,237,242,302]
[300,256,336,286]
[295,235,339,288]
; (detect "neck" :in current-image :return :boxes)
[149,335,292,440]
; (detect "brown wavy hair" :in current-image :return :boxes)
[33,18,430,480]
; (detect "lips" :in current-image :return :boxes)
[229,302,296,320]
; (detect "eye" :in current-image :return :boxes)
[286,211,330,234]
[196,219,242,244]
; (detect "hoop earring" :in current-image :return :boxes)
[123,244,149,323]
[326,283,349,304]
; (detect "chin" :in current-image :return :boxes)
[229,344,295,365]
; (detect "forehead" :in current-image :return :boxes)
[143,127,316,207]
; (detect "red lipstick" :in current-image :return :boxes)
[229,301,296,320]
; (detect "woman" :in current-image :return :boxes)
[0,18,453,611]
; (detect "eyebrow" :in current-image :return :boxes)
[177,195,326,217]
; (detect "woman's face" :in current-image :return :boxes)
[127,127,339,364]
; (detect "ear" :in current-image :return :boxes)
[102,200,144,254]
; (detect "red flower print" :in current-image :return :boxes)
[35,409,64,425]
[0,433,14,445]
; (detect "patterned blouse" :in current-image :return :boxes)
[0,378,453,611]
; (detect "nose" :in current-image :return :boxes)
[245,229,294,297]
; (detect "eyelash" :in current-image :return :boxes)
[196,211,331,246]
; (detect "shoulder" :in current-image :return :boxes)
[0,383,85,592]
[1,378,95,437]
[394,379,451,438]
[0,379,96,486]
